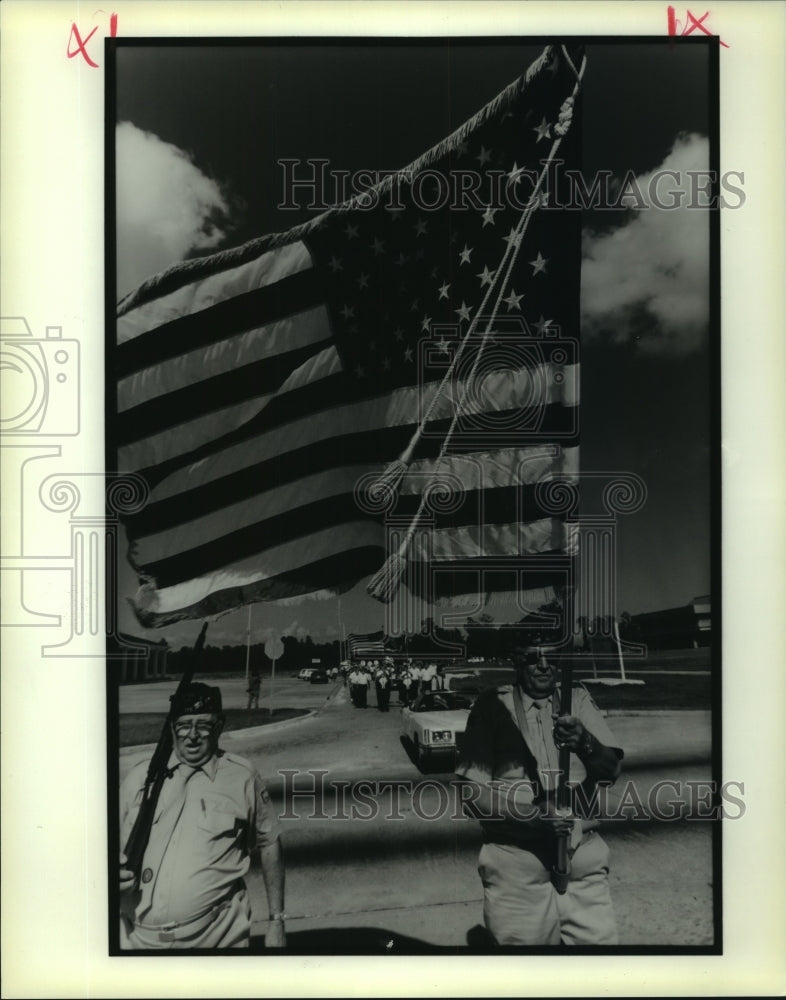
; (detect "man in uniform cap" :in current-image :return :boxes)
[455,642,623,946]
[374,661,392,712]
[119,682,286,949]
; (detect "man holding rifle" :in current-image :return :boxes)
[455,641,623,946]
[119,682,286,949]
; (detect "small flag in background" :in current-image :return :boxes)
[115,43,584,628]
[347,632,387,660]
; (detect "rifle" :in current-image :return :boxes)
[123,621,209,889]
[551,654,573,895]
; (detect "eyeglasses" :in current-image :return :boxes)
[173,720,216,737]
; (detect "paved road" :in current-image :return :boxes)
[118,677,715,950]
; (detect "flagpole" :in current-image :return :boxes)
[244,605,252,685]
[337,595,344,663]
[613,619,627,682]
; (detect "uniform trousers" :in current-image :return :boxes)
[478,831,618,946]
[120,886,251,949]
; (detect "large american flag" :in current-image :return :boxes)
[116,44,583,628]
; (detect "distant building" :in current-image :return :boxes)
[628,595,711,649]
[110,633,169,683]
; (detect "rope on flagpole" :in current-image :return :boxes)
[368,51,587,603]
[368,54,586,505]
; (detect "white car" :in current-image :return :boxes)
[298,668,315,680]
[400,690,475,770]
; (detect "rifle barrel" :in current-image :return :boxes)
[122,621,209,887]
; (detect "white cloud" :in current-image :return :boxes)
[280,619,309,640]
[116,122,232,297]
[581,133,710,354]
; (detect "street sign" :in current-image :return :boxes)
[265,637,284,660]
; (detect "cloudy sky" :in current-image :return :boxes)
[112,39,715,648]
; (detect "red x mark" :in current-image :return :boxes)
[66,12,118,68]
[667,6,730,47]
[67,23,100,67]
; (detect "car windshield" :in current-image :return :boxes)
[414,693,473,712]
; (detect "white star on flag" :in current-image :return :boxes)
[371,237,386,255]
[414,219,428,237]
[481,206,498,227]
[532,314,553,334]
[455,302,472,322]
[340,304,355,320]
[529,251,548,275]
[476,145,492,165]
[477,265,495,288]
[459,245,473,265]
[328,255,343,272]
[503,289,523,311]
[357,273,369,289]
[438,281,450,300]
[533,117,552,143]
[528,190,549,210]
[502,228,521,250]
[507,162,525,185]
[344,223,359,239]
[421,314,432,332]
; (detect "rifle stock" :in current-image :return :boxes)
[122,621,209,889]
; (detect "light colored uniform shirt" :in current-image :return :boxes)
[120,749,279,926]
[456,685,622,845]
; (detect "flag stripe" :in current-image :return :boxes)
[117,264,321,375]
[117,239,314,342]
[139,520,572,620]
[134,445,578,562]
[118,305,331,411]
[435,587,559,610]
[134,482,575,586]
[126,404,579,535]
[121,360,578,495]
[117,336,332,443]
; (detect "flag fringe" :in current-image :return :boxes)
[117,44,562,316]
[366,551,408,603]
[368,458,409,501]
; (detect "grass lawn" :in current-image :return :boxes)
[119,707,309,747]
[448,671,712,710]
[581,673,712,711]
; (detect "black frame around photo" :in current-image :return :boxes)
[105,35,721,956]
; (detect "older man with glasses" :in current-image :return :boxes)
[455,643,624,946]
[119,682,285,949]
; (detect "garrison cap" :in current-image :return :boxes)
[503,629,560,662]
[171,682,223,717]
